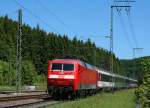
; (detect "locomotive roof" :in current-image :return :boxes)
[50,59,82,63]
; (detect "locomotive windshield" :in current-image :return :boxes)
[63,64,74,71]
[52,63,74,71]
[52,63,62,70]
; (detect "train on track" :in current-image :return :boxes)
[47,59,137,99]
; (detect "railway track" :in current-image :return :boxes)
[2,100,61,108]
[0,90,46,94]
[0,94,62,108]
[0,94,50,102]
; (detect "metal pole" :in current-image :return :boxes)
[110,5,131,92]
[110,6,114,92]
[16,9,22,93]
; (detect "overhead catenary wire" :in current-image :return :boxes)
[13,0,59,34]
[126,13,138,48]
[37,0,78,36]
[36,0,107,39]
[113,0,140,59]
[113,1,133,51]
[122,0,138,47]
[116,9,134,50]
[13,0,107,41]
[113,0,138,48]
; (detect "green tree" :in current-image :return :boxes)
[135,58,150,108]
[0,60,16,85]
[22,60,37,85]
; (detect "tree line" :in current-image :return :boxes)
[0,15,125,86]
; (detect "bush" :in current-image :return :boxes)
[135,58,150,108]
[0,59,46,88]
[0,60,16,85]
[34,74,46,90]
[22,60,37,85]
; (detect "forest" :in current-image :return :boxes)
[0,15,124,86]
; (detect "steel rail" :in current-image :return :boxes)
[0,94,50,102]
[0,90,46,94]
[4,100,61,108]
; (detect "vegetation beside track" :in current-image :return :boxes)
[0,85,46,91]
[0,86,16,91]
[135,58,150,108]
[47,89,136,108]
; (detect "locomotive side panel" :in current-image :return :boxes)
[77,64,98,90]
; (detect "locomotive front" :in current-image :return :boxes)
[47,59,77,98]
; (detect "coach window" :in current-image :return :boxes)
[63,64,74,71]
[52,63,62,70]
[101,74,111,82]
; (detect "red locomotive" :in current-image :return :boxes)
[47,59,98,99]
[47,59,137,99]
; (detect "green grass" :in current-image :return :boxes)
[0,86,16,91]
[47,89,136,108]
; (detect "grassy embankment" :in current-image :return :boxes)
[47,89,136,108]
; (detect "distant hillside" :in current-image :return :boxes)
[120,56,150,83]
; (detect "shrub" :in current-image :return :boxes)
[135,58,150,108]
[22,60,37,85]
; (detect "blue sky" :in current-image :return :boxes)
[0,0,149,59]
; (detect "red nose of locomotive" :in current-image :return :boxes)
[48,62,75,86]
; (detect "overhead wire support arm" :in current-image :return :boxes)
[111,5,131,8]
[133,48,143,59]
